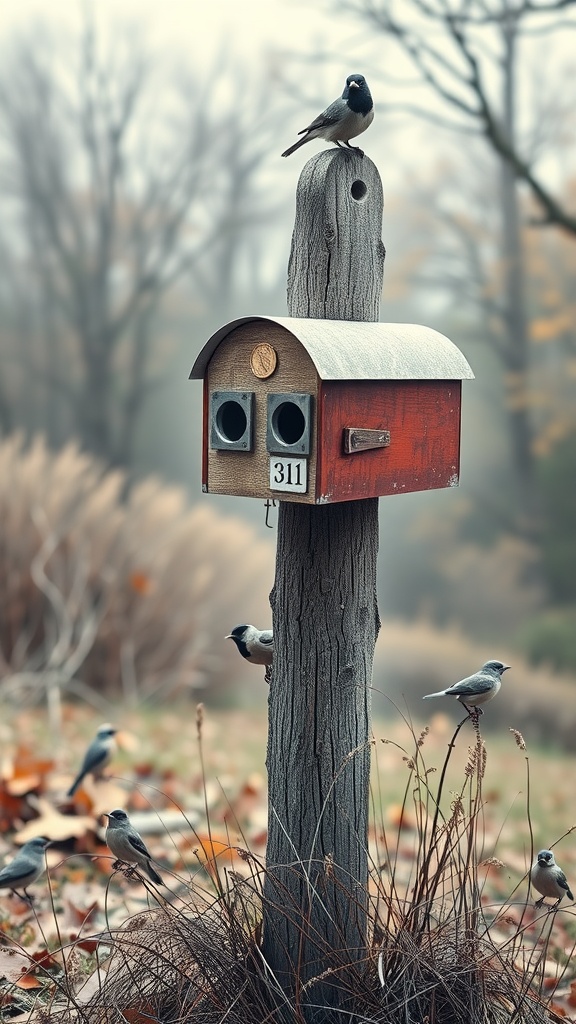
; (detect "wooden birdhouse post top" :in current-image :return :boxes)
[190,314,473,506]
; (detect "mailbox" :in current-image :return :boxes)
[190,316,474,505]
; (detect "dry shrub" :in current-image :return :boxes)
[375,618,576,749]
[0,433,274,703]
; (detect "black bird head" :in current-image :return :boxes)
[106,809,129,823]
[537,850,554,866]
[225,625,250,659]
[343,74,373,115]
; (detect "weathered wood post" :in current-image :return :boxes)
[261,150,384,1016]
[189,146,472,1024]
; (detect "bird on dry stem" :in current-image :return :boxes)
[531,849,574,908]
[104,809,164,885]
[422,660,510,722]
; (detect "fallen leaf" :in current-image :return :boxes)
[15,974,43,990]
[121,1004,160,1023]
[29,949,61,970]
[549,1003,567,1017]
[6,774,45,797]
[70,934,103,954]
[63,886,100,928]
[0,948,33,984]
[16,797,95,843]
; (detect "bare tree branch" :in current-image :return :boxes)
[340,0,576,233]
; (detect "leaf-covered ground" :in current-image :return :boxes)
[1,703,575,1019]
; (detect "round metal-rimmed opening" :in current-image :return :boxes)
[271,401,306,446]
[215,400,248,443]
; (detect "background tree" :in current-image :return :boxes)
[320,0,575,562]
[0,19,276,469]
[338,0,576,232]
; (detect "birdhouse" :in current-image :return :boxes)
[189,316,473,505]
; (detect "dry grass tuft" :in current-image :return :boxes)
[42,713,572,1024]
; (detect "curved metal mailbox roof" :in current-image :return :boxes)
[190,315,474,381]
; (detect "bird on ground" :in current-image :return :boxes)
[104,809,164,885]
[531,849,574,908]
[0,837,52,901]
[67,723,118,797]
[422,660,510,715]
[281,73,374,158]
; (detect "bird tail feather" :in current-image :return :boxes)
[281,136,309,158]
[147,862,164,885]
[67,775,83,797]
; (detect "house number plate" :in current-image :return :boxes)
[269,456,307,493]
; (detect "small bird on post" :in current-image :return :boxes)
[104,809,164,885]
[67,723,118,797]
[422,660,510,718]
[0,837,52,901]
[531,849,574,908]
[281,74,374,158]
[226,624,273,682]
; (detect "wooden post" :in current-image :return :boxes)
[262,150,385,1018]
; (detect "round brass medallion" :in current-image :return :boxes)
[250,343,277,379]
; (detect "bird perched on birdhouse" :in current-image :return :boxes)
[281,73,374,159]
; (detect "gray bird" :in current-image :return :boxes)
[282,73,374,158]
[225,624,273,667]
[0,837,52,901]
[104,809,164,885]
[531,849,574,907]
[67,723,118,797]
[422,660,510,714]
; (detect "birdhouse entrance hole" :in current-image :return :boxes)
[218,401,246,441]
[210,390,254,451]
[272,403,304,445]
[267,393,312,455]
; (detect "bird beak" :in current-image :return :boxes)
[225,634,233,640]
[502,665,511,672]
[349,80,360,88]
